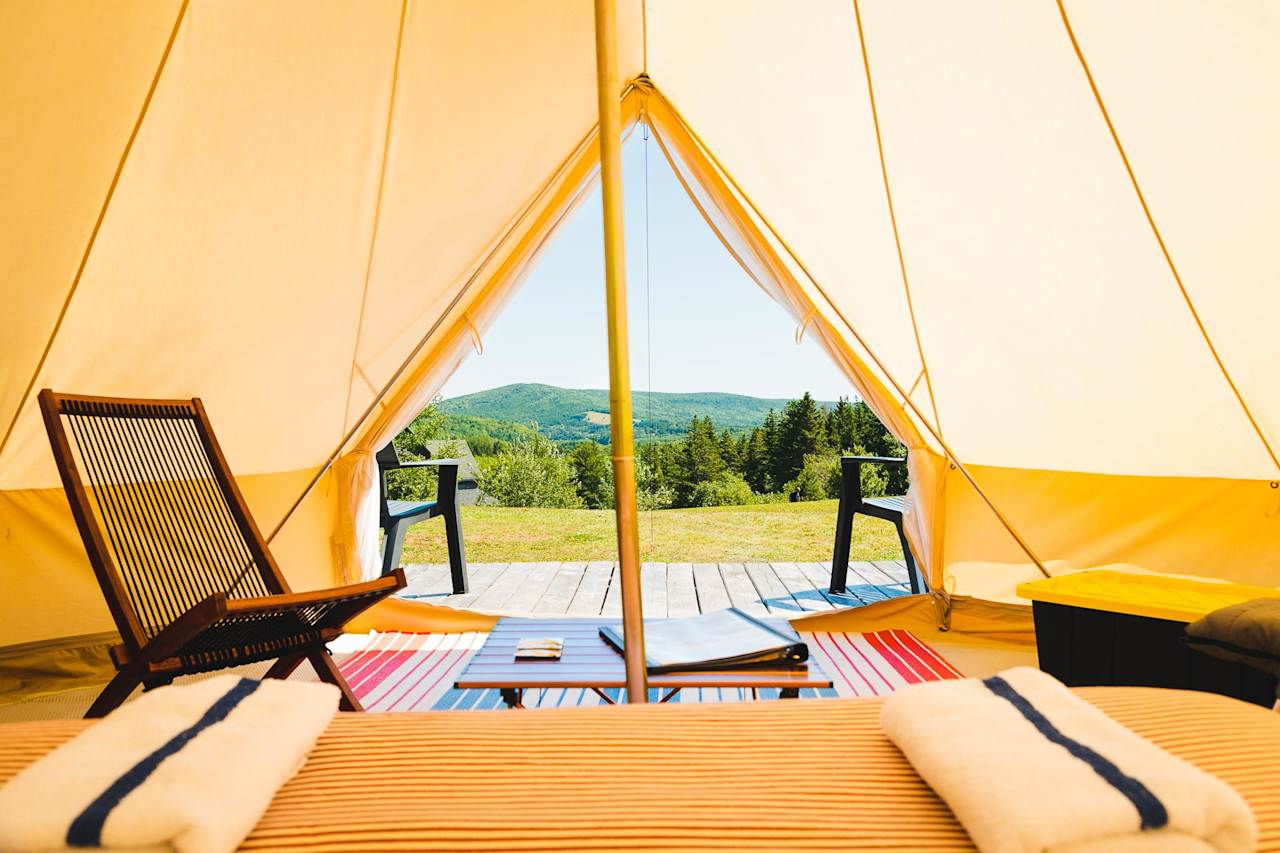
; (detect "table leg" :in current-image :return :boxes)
[500,688,524,708]
[779,688,800,699]
[589,687,617,705]
[658,688,681,703]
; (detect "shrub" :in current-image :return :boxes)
[690,472,756,507]
[783,465,828,502]
[478,434,583,508]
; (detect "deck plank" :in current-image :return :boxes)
[502,561,562,614]
[640,562,668,619]
[470,561,535,612]
[797,561,890,606]
[439,562,506,609]
[770,562,835,611]
[601,563,622,617]
[402,563,449,597]
[402,558,907,619]
[744,562,797,615]
[666,563,699,617]
[569,561,614,615]
[534,562,587,615]
[871,560,911,586]
[691,563,731,613]
[718,563,768,616]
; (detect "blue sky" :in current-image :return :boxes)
[440,127,855,402]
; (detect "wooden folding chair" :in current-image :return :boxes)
[38,390,405,717]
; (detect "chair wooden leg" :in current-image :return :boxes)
[264,653,307,680]
[443,505,468,595]
[309,649,364,712]
[381,520,405,577]
[85,665,147,719]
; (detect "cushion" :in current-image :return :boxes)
[1186,597,1280,680]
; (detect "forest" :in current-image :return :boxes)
[391,392,908,509]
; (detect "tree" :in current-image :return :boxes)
[773,393,830,488]
[635,453,675,510]
[479,433,583,508]
[388,397,461,500]
[719,428,743,474]
[828,396,857,452]
[674,416,726,506]
[742,427,771,493]
[568,440,614,509]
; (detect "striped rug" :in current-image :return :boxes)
[803,628,964,697]
[318,628,962,711]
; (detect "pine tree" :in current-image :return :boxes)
[568,440,613,509]
[829,396,857,452]
[774,393,830,487]
[718,428,742,473]
[851,400,887,455]
[742,427,770,492]
[675,416,726,506]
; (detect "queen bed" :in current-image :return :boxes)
[1,687,1277,851]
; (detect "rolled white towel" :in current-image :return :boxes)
[881,666,1256,853]
[0,676,338,853]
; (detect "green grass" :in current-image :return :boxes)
[401,499,904,564]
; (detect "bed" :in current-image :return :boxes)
[2,687,1278,851]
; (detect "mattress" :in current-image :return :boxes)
[2,687,1278,851]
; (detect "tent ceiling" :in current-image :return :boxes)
[2,0,1278,653]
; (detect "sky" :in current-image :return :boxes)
[439,127,855,402]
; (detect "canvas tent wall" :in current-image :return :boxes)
[2,0,1278,674]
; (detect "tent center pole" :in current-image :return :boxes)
[592,0,647,703]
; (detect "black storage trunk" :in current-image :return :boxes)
[1032,601,1277,708]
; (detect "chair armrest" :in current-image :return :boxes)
[224,571,406,616]
[385,459,460,470]
[842,455,906,466]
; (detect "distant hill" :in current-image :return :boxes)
[439,383,836,444]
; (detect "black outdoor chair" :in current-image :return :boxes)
[829,455,923,596]
[377,442,467,594]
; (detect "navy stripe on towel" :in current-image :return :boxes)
[68,678,261,847]
[983,676,1167,830]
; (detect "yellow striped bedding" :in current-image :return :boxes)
[1,687,1277,851]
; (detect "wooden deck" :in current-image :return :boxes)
[400,560,911,617]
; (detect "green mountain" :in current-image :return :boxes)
[439,383,836,444]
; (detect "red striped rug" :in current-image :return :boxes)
[801,629,964,697]
[304,628,962,711]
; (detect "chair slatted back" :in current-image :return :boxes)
[38,391,287,650]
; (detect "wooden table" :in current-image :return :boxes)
[455,617,833,708]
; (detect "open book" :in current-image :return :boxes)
[599,608,809,673]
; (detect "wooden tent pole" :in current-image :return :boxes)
[592,0,647,703]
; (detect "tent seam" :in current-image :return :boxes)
[0,0,190,462]
[264,87,644,543]
[641,0,648,73]
[1055,0,1280,476]
[655,86,1052,579]
[850,0,944,438]
[340,0,410,444]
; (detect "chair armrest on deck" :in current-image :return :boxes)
[842,455,906,466]
[386,459,460,469]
